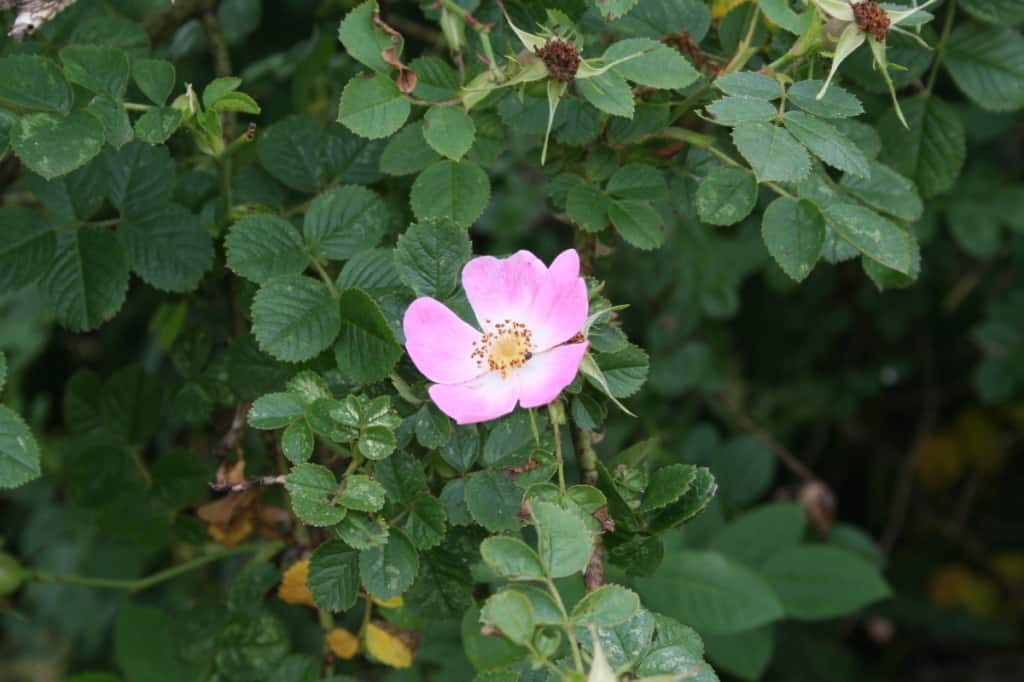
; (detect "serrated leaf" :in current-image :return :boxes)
[42,227,130,331]
[577,70,635,118]
[608,200,663,249]
[133,107,183,145]
[607,164,668,201]
[375,450,426,501]
[823,204,914,274]
[706,96,778,126]
[481,590,535,646]
[380,122,441,176]
[133,58,176,106]
[410,160,490,228]
[422,106,476,161]
[0,406,42,489]
[360,527,419,600]
[604,38,699,89]
[787,80,863,118]
[732,121,810,183]
[338,0,395,74]
[60,45,130,99]
[782,111,870,178]
[481,536,546,581]
[466,469,524,532]
[338,74,410,140]
[333,288,403,385]
[696,166,757,226]
[225,214,309,284]
[595,0,641,20]
[0,55,71,113]
[840,160,923,222]
[394,219,472,299]
[257,115,331,193]
[104,141,175,216]
[118,204,213,292]
[961,0,1024,24]
[308,540,361,612]
[252,276,341,363]
[335,513,390,550]
[0,207,55,294]
[638,464,698,513]
[87,95,133,148]
[944,23,1024,111]
[12,111,105,180]
[306,190,389,264]
[571,584,640,627]
[715,72,781,100]
[591,345,649,398]
[403,493,447,549]
[338,474,387,512]
[530,500,593,578]
[285,463,346,526]
[761,197,825,282]
[879,95,965,198]
[281,420,314,464]
[567,183,610,232]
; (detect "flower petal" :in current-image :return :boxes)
[403,297,483,385]
[429,371,519,425]
[462,249,588,351]
[517,342,588,410]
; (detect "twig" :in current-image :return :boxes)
[575,426,605,592]
[712,393,818,483]
[209,474,287,493]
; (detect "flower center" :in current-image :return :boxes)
[472,319,535,377]
[852,0,891,41]
[535,39,581,83]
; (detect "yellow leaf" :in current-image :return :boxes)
[371,594,404,609]
[928,564,999,620]
[277,560,316,608]
[365,621,418,669]
[711,0,749,19]
[207,514,253,546]
[911,432,963,490]
[327,628,360,659]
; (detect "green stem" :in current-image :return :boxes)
[548,402,567,495]
[544,577,584,673]
[123,102,153,112]
[309,253,340,299]
[220,154,234,221]
[719,6,761,76]
[925,0,957,93]
[30,541,284,593]
[528,408,541,447]
[390,372,424,406]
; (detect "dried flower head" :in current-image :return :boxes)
[535,39,581,82]
[851,0,891,41]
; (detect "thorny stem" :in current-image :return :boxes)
[209,474,287,493]
[925,0,957,93]
[30,541,285,592]
[575,426,606,593]
[548,402,567,495]
[441,0,498,73]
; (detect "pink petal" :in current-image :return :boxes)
[462,249,588,351]
[403,297,484,385]
[517,342,589,409]
[429,371,519,425]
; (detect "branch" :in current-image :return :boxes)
[209,474,286,493]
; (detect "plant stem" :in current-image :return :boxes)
[122,102,153,112]
[925,0,957,93]
[30,541,285,592]
[719,6,761,76]
[309,253,340,299]
[548,402,567,495]
[545,577,584,673]
[575,426,605,593]
[390,371,423,405]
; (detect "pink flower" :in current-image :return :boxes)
[403,249,590,425]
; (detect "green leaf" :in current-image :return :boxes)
[422,106,476,161]
[592,345,649,398]
[118,204,213,292]
[636,550,784,634]
[257,116,330,193]
[530,500,594,579]
[104,141,175,216]
[211,91,261,114]
[337,74,410,140]
[604,38,700,89]
[711,502,806,568]
[202,76,242,109]
[823,204,915,274]
[696,166,758,226]
[595,0,642,20]
[251,276,341,363]
[961,0,1024,24]
[133,58,176,106]
[609,200,664,249]
[840,160,923,222]
[481,536,546,581]
[337,248,402,291]
[638,464,698,513]
[410,160,491,228]
[703,626,775,682]
[0,406,42,489]
[782,111,870,178]
[879,95,965,198]
[481,590,535,646]
[335,513,390,550]
[303,185,389,260]
[566,183,609,232]
[414,403,451,449]
[715,72,781,100]
[359,425,397,460]
[0,55,71,113]
[360,527,419,600]
[248,393,305,429]
[333,288,402,384]
[87,95,133,148]
[115,606,206,682]
[394,219,472,298]
[411,56,460,101]
[706,96,778,126]
[226,215,309,284]
[60,45,130,99]
[0,353,5,393]
[42,227,130,332]
[648,466,718,531]
[571,584,641,626]
[0,207,55,293]
[440,424,479,472]
[462,606,529,672]
[215,612,290,678]
[944,23,1024,111]
[787,80,863,118]
[375,450,426,501]
[577,71,635,118]
[281,420,314,464]
[133,107,184,145]
[0,109,15,153]
[12,111,105,180]
[732,121,810,183]
[466,469,524,532]
[337,0,395,74]
[338,474,387,512]
[761,197,825,282]
[403,493,447,549]
[607,164,668,201]
[761,545,891,620]
[380,122,441,175]
[285,463,347,526]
